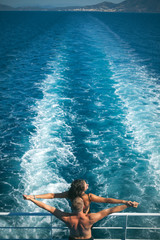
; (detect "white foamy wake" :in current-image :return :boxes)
[6,54,80,238]
[108,50,160,190]
[105,30,160,197]
[80,16,160,205]
[18,53,80,215]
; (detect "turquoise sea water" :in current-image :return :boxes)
[0,12,160,238]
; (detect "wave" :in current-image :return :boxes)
[1,12,160,239]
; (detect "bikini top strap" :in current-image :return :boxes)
[88,193,91,202]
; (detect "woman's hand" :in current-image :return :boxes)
[125,200,133,206]
[23,194,32,200]
[131,201,139,208]
[126,201,139,208]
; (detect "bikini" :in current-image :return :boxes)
[83,194,91,213]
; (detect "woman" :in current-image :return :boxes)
[27,179,133,213]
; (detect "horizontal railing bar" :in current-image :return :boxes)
[94,226,160,229]
[3,239,158,240]
[0,238,66,240]
[94,228,160,232]
[0,238,158,240]
[0,238,53,240]
[127,227,160,230]
[52,227,68,229]
[2,239,156,240]
[1,226,159,230]
[0,212,51,216]
[0,227,51,229]
[112,213,160,216]
[1,227,159,230]
[0,212,160,216]
[0,239,54,240]
[0,226,68,229]
[93,227,124,229]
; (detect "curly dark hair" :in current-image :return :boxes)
[68,179,85,201]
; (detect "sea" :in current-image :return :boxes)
[0,11,160,239]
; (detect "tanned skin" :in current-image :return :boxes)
[23,195,138,239]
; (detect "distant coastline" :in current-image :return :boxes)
[0,0,160,13]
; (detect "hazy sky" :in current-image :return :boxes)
[0,0,123,8]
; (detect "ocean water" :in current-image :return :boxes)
[0,11,160,238]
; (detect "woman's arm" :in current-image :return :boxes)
[26,191,69,200]
[89,193,134,206]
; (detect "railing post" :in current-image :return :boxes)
[51,215,53,239]
[124,215,128,240]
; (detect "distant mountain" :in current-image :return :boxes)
[0,4,15,11]
[53,1,117,12]
[0,0,160,13]
[16,6,50,11]
[81,0,160,12]
[84,1,116,10]
[115,0,160,13]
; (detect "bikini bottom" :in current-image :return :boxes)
[69,236,94,240]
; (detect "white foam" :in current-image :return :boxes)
[20,56,79,214]
[102,29,160,191]
[79,15,160,206]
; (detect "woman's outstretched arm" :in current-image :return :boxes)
[26,191,68,200]
[89,193,138,207]
[23,195,56,212]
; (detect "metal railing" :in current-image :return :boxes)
[0,212,160,240]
